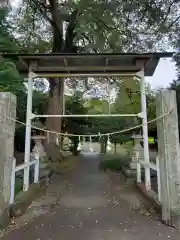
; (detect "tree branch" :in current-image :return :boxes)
[159,0,179,27]
[81,33,98,53]
[64,8,83,52]
[30,0,55,25]
[168,15,180,28]
[163,0,176,22]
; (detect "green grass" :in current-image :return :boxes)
[99,154,131,172]
[15,178,23,196]
[52,154,78,176]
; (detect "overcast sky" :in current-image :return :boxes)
[10,0,19,7]
[146,58,176,89]
[10,0,177,89]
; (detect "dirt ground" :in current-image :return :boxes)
[1,153,179,240]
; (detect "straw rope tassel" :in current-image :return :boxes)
[47,132,50,144]
[77,136,81,151]
[56,133,59,146]
[106,135,111,152]
[89,136,94,152]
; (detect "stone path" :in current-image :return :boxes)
[2,153,180,239]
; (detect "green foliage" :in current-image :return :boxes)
[65,92,89,155]
[9,0,179,149]
[65,92,88,134]
[111,134,130,145]
[0,8,50,148]
[84,83,136,145]
[2,1,178,152]
[82,78,156,151]
[114,78,141,114]
[15,91,48,152]
[0,61,23,92]
[0,7,19,53]
[85,97,131,134]
[11,0,180,55]
[99,154,131,171]
[11,2,51,53]
[15,178,23,196]
[32,91,48,117]
[0,7,27,123]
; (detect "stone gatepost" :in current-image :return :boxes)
[156,90,180,228]
[130,134,144,169]
[0,93,16,227]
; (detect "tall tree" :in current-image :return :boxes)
[0,7,26,120]
[10,0,180,158]
[64,91,88,155]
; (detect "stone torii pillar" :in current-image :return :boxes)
[0,93,16,227]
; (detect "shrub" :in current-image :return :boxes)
[99,154,131,172]
[15,178,23,196]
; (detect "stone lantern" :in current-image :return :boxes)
[31,119,50,180]
[31,119,45,137]
[130,134,144,169]
[31,119,46,158]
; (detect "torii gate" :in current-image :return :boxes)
[2,52,173,192]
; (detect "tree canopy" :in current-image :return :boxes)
[12,0,180,53]
[0,1,179,156]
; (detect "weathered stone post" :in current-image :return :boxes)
[0,93,16,227]
[156,90,180,228]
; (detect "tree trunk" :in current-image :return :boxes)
[100,137,107,154]
[44,1,79,162]
[114,141,117,154]
[72,137,79,156]
[104,139,107,154]
[100,142,104,153]
[45,79,64,162]
[44,0,64,162]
